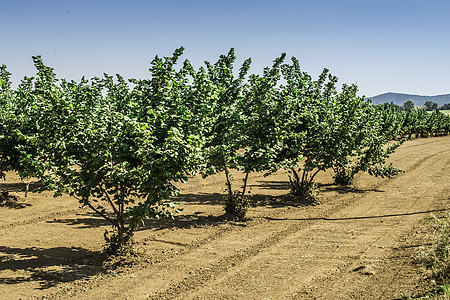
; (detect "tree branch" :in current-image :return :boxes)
[100,184,120,216]
[84,200,117,226]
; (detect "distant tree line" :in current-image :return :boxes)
[384,100,450,111]
[440,103,450,110]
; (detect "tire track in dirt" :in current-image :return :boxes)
[55,138,450,300]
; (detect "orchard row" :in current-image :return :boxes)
[1,48,448,254]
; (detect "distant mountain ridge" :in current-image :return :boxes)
[367,92,450,107]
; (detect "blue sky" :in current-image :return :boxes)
[1,0,450,97]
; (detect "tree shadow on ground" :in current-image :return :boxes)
[248,193,318,208]
[254,180,385,194]
[138,192,320,232]
[174,191,317,209]
[43,200,232,232]
[0,245,106,289]
[246,179,384,197]
[173,192,223,205]
[0,191,31,209]
[46,212,110,228]
[139,213,229,232]
[250,180,291,191]
[43,180,385,232]
[0,181,41,193]
[0,181,41,209]
[41,178,387,233]
[317,182,384,194]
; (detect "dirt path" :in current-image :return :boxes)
[0,136,449,299]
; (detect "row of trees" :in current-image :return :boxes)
[393,100,450,111]
[376,103,450,138]
[1,49,447,254]
[439,103,450,110]
[424,101,450,111]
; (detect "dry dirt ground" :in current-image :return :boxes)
[0,136,449,300]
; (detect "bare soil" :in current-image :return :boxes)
[0,136,449,300]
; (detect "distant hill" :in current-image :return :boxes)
[367,92,450,107]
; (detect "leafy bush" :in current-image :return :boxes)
[7,53,204,255]
[223,191,249,221]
